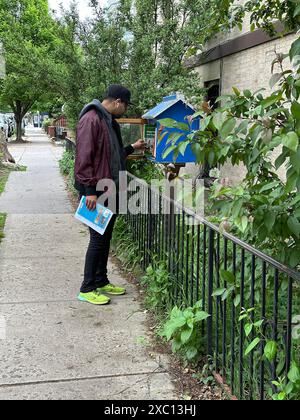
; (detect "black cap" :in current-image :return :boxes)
[105,84,134,105]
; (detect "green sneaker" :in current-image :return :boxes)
[96,284,126,296]
[78,291,111,305]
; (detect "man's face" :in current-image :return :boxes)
[111,99,129,117]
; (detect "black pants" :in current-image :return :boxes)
[80,215,117,293]
[79,192,118,293]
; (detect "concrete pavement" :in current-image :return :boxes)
[0,128,175,400]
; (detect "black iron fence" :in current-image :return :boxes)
[65,137,76,153]
[124,172,300,400]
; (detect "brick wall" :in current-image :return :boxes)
[220,33,297,96]
[182,33,298,184]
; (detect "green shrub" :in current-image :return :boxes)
[140,263,174,314]
[42,118,52,131]
[59,150,75,175]
[59,150,77,196]
[112,216,142,271]
[160,302,210,363]
[127,158,164,183]
[162,37,300,269]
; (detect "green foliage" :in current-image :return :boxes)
[0,162,26,195]
[111,216,142,271]
[56,0,300,398]
[123,0,210,114]
[0,212,6,242]
[230,0,300,36]
[47,0,232,124]
[59,150,74,175]
[239,308,300,401]
[14,165,27,172]
[212,269,244,308]
[0,160,25,242]
[140,263,173,313]
[161,302,210,363]
[162,38,300,268]
[42,118,52,131]
[0,0,62,139]
[51,3,89,128]
[271,371,300,401]
[59,149,77,195]
[127,158,165,183]
[0,165,9,195]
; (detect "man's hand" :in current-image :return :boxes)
[86,195,98,211]
[132,139,146,151]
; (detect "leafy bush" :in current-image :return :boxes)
[59,150,77,195]
[42,118,52,129]
[59,150,74,175]
[161,302,210,363]
[238,307,300,401]
[162,35,300,269]
[111,216,142,272]
[127,158,165,184]
[140,263,174,314]
[272,361,300,401]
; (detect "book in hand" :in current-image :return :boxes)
[75,196,114,235]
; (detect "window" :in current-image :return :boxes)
[204,80,220,110]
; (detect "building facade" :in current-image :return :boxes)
[183,2,297,184]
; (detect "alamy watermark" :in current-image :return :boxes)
[95,172,205,225]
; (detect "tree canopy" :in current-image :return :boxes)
[51,0,242,125]
[1,0,299,135]
[162,1,300,267]
[0,0,61,140]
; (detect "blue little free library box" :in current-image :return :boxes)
[142,93,200,164]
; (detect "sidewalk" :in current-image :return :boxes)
[0,129,175,400]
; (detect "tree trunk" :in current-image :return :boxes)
[0,130,15,164]
[13,100,33,143]
[15,116,24,142]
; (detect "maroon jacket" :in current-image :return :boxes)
[74,101,134,196]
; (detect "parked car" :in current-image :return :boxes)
[0,113,8,141]
[6,114,15,138]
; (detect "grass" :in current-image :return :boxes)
[0,163,26,243]
[0,166,10,195]
[0,164,27,194]
[15,165,27,172]
[0,213,7,243]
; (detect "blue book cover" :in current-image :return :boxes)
[75,196,114,235]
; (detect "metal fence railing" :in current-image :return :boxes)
[124,172,300,400]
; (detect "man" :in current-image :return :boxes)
[74,85,145,305]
